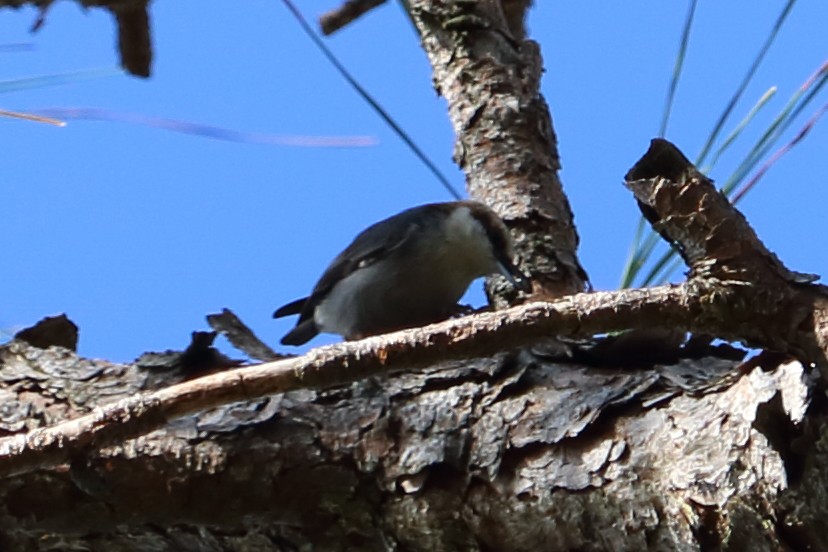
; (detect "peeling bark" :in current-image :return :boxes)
[0,338,824,551]
[2,2,827,550]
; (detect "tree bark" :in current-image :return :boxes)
[0,334,824,551]
[2,1,827,551]
[405,0,589,299]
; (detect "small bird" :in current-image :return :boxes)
[273,201,529,346]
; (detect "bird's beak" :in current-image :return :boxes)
[497,258,532,293]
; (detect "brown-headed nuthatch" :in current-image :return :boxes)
[273,200,529,345]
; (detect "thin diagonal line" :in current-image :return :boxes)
[659,0,698,138]
[279,0,462,199]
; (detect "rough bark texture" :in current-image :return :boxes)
[3,2,828,551]
[3,334,826,552]
[6,243,827,482]
[626,140,828,371]
[4,137,827,549]
[406,0,589,299]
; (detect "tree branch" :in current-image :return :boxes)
[1,329,811,550]
[319,0,386,35]
[2,138,826,480]
[2,0,154,77]
[1,278,825,479]
[0,286,682,479]
[626,139,827,367]
[405,0,589,298]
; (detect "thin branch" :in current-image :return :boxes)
[207,308,282,362]
[0,108,64,126]
[319,0,386,35]
[0,286,692,479]
[1,279,825,479]
[2,139,827,481]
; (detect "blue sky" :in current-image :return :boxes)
[2,1,826,361]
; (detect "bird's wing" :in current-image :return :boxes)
[295,217,421,323]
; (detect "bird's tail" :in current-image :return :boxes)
[273,297,307,318]
[280,320,319,346]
